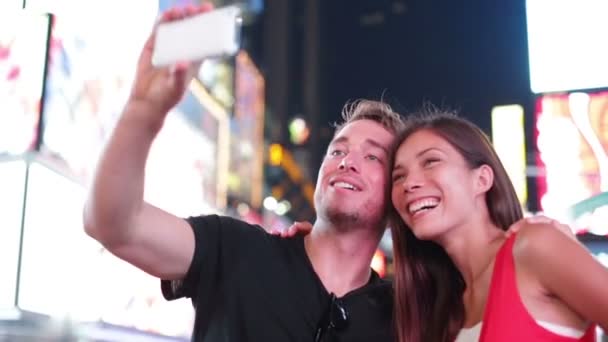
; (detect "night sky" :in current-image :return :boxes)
[320,0,533,134]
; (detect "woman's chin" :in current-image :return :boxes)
[411,226,441,242]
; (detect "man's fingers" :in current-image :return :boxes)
[163,7,181,21]
[200,2,214,12]
[512,215,579,242]
[293,221,313,236]
[504,219,524,237]
[524,215,553,224]
[289,225,300,236]
[280,226,296,237]
[270,221,313,238]
[507,215,554,236]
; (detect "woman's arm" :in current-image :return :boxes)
[514,223,608,331]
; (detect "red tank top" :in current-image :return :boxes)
[478,235,596,341]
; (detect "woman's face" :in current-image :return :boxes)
[391,129,490,241]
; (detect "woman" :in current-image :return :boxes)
[389,108,608,341]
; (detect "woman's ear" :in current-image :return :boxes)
[474,164,494,195]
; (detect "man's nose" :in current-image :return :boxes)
[338,155,359,173]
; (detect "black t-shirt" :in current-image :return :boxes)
[161,215,394,342]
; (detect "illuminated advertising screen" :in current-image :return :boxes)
[228,51,265,207]
[491,105,528,207]
[0,160,27,308]
[535,91,608,234]
[145,83,228,214]
[198,58,235,110]
[0,0,23,25]
[38,9,227,210]
[17,162,95,317]
[526,0,608,93]
[0,1,23,10]
[38,7,155,183]
[0,11,49,155]
[17,162,194,337]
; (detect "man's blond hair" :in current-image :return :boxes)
[333,99,405,137]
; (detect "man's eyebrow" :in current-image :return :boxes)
[365,138,389,155]
[330,136,348,145]
[329,136,389,155]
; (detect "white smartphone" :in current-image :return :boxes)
[152,5,242,67]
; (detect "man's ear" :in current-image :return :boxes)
[474,164,494,195]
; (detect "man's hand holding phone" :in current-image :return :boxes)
[128,4,217,125]
[152,5,241,68]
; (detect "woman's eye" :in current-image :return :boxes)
[423,158,439,167]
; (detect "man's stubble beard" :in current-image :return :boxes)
[314,188,386,231]
[325,207,361,228]
[321,199,383,231]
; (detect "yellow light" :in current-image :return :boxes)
[269,144,283,166]
[271,185,284,199]
[491,104,528,206]
[371,249,386,278]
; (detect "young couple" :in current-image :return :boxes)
[84,5,608,341]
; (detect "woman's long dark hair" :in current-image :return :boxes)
[390,212,465,342]
[391,107,523,342]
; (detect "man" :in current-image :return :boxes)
[83,4,401,341]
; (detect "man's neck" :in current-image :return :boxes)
[304,220,383,297]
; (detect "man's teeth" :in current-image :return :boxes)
[408,198,439,214]
[334,181,358,191]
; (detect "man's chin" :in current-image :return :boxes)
[324,207,360,225]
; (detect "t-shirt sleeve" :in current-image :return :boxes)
[160,214,266,304]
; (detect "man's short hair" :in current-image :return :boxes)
[333,99,405,137]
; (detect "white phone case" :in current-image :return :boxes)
[152,5,241,67]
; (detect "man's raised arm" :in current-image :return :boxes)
[83,4,213,281]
